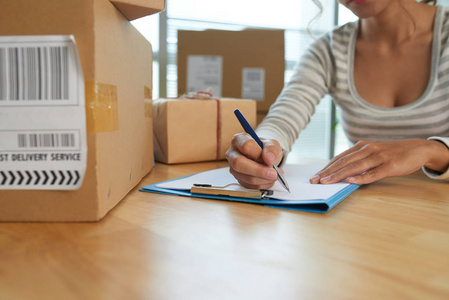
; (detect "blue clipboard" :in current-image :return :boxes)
[139,174,360,213]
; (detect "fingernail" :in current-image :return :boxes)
[320,176,331,184]
[346,177,356,183]
[309,175,320,183]
[266,152,276,164]
[267,169,277,179]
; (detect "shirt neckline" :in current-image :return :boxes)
[347,6,444,113]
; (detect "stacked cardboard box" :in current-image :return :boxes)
[0,0,164,221]
[177,29,285,113]
[153,96,256,164]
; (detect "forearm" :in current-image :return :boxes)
[256,33,334,152]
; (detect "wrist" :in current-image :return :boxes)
[424,138,449,172]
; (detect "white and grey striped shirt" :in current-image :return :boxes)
[257,6,449,180]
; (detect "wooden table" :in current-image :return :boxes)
[1,160,449,300]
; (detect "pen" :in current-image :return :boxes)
[233,109,291,193]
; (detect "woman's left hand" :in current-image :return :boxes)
[309,139,449,185]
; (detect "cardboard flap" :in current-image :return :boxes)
[110,0,165,20]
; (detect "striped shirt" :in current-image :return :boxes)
[256,6,449,180]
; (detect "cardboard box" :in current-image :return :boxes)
[153,98,256,164]
[111,0,166,21]
[0,0,160,221]
[177,29,285,113]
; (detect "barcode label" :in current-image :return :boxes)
[0,45,69,102]
[17,133,75,148]
[0,47,6,100]
[245,71,262,82]
[0,130,80,152]
[187,55,223,97]
[0,35,86,191]
[242,68,265,100]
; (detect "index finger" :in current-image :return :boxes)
[310,142,369,183]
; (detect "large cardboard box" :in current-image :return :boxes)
[153,98,256,164]
[177,29,285,113]
[0,0,163,221]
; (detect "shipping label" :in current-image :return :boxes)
[0,35,87,190]
[242,68,265,100]
[187,55,222,97]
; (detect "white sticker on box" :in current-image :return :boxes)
[187,55,222,97]
[0,35,86,190]
[242,68,265,100]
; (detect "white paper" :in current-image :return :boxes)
[157,163,350,201]
[242,68,265,100]
[187,55,222,97]
[0,35,87,190]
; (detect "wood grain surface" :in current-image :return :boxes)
[1,160,448,300]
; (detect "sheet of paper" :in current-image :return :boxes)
[157,163,350,201]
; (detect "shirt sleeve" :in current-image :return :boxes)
[255,33,334,152]
[422,136,449,180]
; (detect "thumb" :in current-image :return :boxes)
[262,140,283,166]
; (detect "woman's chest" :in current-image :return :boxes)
[353,40,433,108]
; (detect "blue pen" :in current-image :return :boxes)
[233,109,290,193]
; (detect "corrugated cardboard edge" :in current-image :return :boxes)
[152,99,169,163]
[93,0,154,220]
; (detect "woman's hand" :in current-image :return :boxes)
[310,139,449,185]
[225,133,284,190]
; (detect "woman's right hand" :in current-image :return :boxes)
[225,132,284,190]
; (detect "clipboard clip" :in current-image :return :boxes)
[191,183,273,199]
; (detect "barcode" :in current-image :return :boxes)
[0,46,69,101]
[245,71,262,82]
[17,133,75,148]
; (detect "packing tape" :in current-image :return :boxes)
[144,86,152,99]
[144,86,152,119]
[85,81,119,133]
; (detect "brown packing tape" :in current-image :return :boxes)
[144,86,152,99]
[85,81,119,133]
[144,86,152,119]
